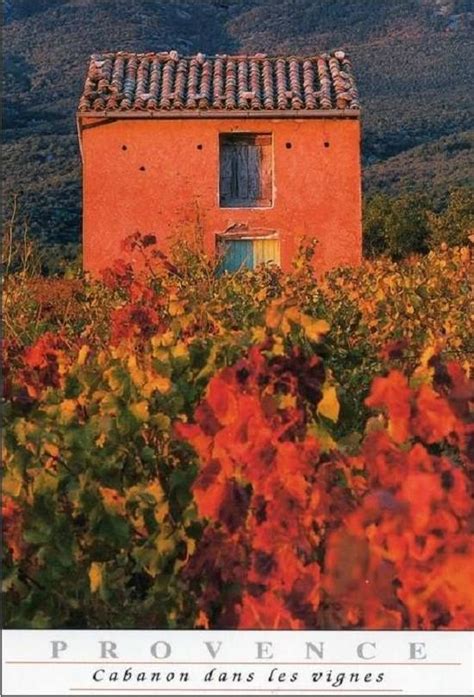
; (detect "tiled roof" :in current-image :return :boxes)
[78,50,360,114]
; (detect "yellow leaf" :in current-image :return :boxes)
[317,385,340,423]
[13,419,40,445]
[156,534,176,557]
[149,412,171,431]
[43,442,59,458]
[33,470,58,494]
[77,344,90,366]
[279,394,297,410]
[97,350,108,368]
[145,481,165,501]
[89,562,103,593]
[152,331,175,349]
[59,400,76,423]
[413,344,437,382]
[251,327,266,343]
[104,367,125,393]
[186,538,196,557]
[265,301,284,330]
[285,306,302,324]
[309,423,337,452]
[171,343,188,359]
[57,352,69,378]
[272,336,285,356]
[143,375,171,397]
[146,482,169,524]
[2,473,23,497]
[169,299,185,316]
[128,356,145,387]
[95,432,107,448]
[100,487,126,514]
[300,316,330,342]
[130,401,149,422]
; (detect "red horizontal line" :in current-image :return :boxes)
[5,661,461,666]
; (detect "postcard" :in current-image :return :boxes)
[2,1,473,695]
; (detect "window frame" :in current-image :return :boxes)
[216,231,281,273]
[218,132,274,209]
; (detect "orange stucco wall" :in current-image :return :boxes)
[81,116,362,275]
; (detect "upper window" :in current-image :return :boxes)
[219,133,272,208]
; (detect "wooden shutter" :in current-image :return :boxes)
[253,238,280,266]
[259,139,272,205]
[219,142,234,204]
[219,134,272,207]
[219,239,253,273]
[218,237,280,274]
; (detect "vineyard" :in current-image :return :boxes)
[2,236,473,629]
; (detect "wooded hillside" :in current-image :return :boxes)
[3,0,473,247]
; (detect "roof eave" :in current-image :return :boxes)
[76,108,361,121]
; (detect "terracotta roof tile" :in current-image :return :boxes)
[78,50,360,114]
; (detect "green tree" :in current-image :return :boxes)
[363,193,431,259]
[427,188,474,248]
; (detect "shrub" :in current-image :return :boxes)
[363,187,474,259]
[2,235,472,628]
[363,193,431,259]
[427,188,474,248]
[178,348,473,629]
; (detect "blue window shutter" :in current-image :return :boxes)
[220,239,253,272]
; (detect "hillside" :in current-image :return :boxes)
[3,0,474,246]
[364,130,474,196]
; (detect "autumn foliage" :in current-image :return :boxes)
[2,235,473,629]
[177,344,473,630]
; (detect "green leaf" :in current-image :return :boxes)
[93,513,130,548]
[32,470,58,496]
